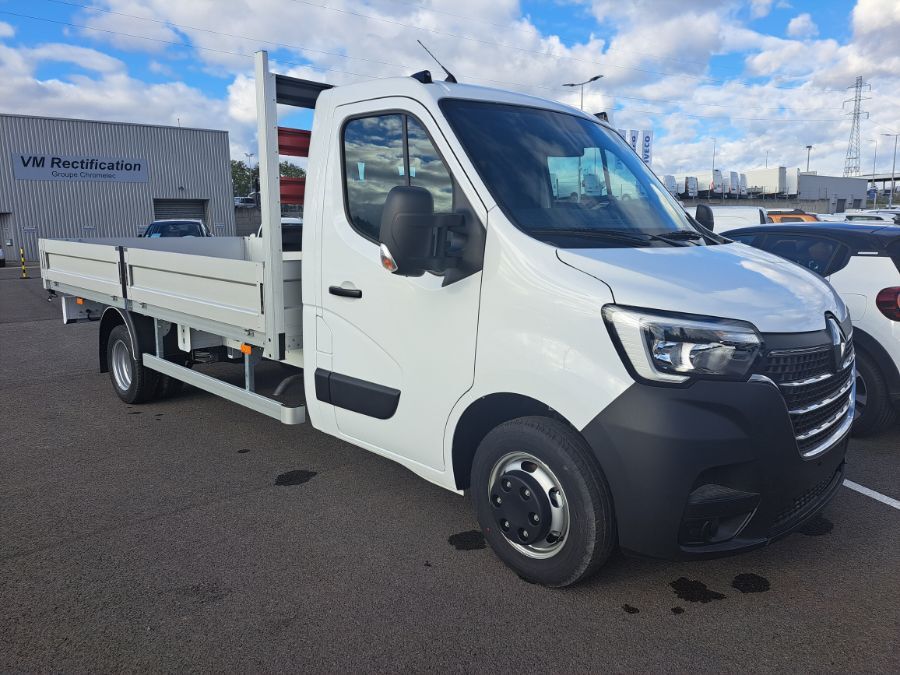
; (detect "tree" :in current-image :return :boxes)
[232,159,304,197]
[280,160,306,178]
[231,160,254,197]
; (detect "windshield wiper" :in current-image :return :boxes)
[529,228,653,247]
[648,230,704,246]
[530,228,696,247]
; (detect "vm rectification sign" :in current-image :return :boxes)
[12,153,149,183]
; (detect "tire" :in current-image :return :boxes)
[106,324,159,404]
[852,350,897,437]
[154,356,190,399]
[154,373,184,400]
[471,416,616,587]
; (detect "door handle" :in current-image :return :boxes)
[329,285,362,299]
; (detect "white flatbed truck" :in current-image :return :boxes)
[42,52,855,586]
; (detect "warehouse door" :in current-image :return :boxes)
[153,199,207,223]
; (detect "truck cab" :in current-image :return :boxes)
[41,54,854,587]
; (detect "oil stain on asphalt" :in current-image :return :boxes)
[671,607,685,615]
[237,448,250,454]
[621,604,640,614]
[275,470,317,486]
[798,514,833,536]
[448,530,486,550]
[732,573,770,593]
[670,577,726,603]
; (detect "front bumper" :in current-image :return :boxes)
[580,378,849,560]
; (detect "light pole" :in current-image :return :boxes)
[765,150,768,168]
[870,138,878,207]
[805,145,813,172]
[711,137,717,197]
[562,75,603,111]
[883,133,899,208]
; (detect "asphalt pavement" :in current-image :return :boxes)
[1,266,899,672]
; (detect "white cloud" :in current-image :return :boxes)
[787,13,819,38]
[0,0,897,177]
[0,21,15,39]
[750,0,774,19]
[27,44,125,74]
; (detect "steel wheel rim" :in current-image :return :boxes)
[111,339,133,392]
[488,451,569,559]
[854,372,867,419]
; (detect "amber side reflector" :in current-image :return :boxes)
[76,297,84,305]
[240,343,252,355]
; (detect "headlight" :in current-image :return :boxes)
[602,305,762,384]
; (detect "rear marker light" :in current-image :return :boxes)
[875,287,900,321]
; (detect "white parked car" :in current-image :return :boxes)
[725,221,900,435]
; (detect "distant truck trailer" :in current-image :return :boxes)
[695,170,724,197]
[745,166,787,196]
[729,171,740,198]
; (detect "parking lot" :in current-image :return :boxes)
[1,266,898,672]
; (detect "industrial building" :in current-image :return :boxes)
[0,113,235,261]
[742,167,867,210]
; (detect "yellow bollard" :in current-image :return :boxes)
[19,247,28,279]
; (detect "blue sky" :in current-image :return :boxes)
[0,0,896,175]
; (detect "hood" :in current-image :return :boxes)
[557,243,843,333]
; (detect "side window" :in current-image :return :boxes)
[407,117,454,213]
[343,114,405,241]
[343,113,455,242]
[760,235,842,276]
[728,233,757,245]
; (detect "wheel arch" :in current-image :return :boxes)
[853,327,900,396]
[450,392,578,491]
[98,307,155,373]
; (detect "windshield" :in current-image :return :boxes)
[440,99,703,247]
[147,221,204,237]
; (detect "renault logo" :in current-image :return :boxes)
[826,318,846,372]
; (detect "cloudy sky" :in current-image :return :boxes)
[0,0,897,178]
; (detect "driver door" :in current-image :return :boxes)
[318,99,484,472]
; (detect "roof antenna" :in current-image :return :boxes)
[417,40,457,83]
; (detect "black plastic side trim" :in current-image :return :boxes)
[278,333,286,360]
[315,369,401,419]
[314,369,331,403]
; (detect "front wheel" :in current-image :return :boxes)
[471,417,616,587]
[107,324,158,404]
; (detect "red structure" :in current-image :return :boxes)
[278,127,311,205]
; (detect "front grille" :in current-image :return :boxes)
[758,337,854,458]
[761,348,832,383]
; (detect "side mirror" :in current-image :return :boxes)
[378,186,465,277]
[695,203,715,231]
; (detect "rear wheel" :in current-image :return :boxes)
[107,324,158,404]
[852,350,896,437]
[471,417,616,587]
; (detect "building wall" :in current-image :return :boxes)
[797,174,867,210]
[0,113,234,260]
